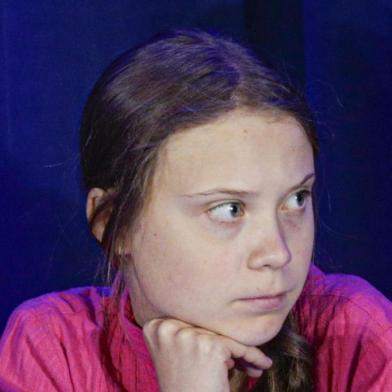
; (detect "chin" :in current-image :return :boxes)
[228,315,286,347]
[237,327,282,347]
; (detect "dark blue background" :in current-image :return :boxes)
[1,1,391,332]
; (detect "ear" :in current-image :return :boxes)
[86,188,111,243]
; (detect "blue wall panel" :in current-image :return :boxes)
[1,1,391,332]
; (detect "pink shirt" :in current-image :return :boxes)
[0,265,391,391]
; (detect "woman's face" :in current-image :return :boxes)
[124,109,315,346]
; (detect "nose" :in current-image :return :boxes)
[246,215,291,270]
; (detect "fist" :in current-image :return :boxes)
[143,318,273,392]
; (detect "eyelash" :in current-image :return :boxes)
[207,189,312,224]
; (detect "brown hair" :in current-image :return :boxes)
[80,29,316,391]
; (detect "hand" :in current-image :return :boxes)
[143,318,273,392]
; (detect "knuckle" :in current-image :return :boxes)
[175,327,196,341]
[249,346,263,359]
[197,334,226,357]
[156,319,179,339]
[142,319,159,335]
[142,319,163,345]
[196,333,213,347]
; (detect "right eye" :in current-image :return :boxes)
[208,202,245,223]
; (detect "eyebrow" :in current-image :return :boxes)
[285,172,315,193]
[181,173,315,198]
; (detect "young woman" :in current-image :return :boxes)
[0,30,391,392]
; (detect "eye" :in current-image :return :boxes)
[208,202,245,223]
[284,190,311,211]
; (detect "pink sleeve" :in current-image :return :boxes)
[296,266,392,391]
[314,318,392,391]
[0,303,73,392]
[349,327,392,391]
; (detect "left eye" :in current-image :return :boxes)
[285,190,311,210]
[208,202,244,223]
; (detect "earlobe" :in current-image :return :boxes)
[86,188,110,243]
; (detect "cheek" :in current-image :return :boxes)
[290,224,314,256]
[286,205,315,248]
[131,219,223,297]
[132,232,232,322]
[284,214,314,270]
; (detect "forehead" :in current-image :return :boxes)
[154,110,314,194]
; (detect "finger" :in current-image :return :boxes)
[218,336,273,371]
[246,368,264,378]
[143,317,196,338]
[143,318,188,349]
[143,319,218,351]
[234,358,267,379]
[143,317,192,331]
[225,358,235,370]
[175,325,217,336]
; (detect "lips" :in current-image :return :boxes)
[241,292,287,300]
[238,292,287,311]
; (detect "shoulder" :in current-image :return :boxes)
[6,286,112,333]
[0,286,114,362]
[295,264,392,342]
[295,265,392,390]
[0,287,115,391]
